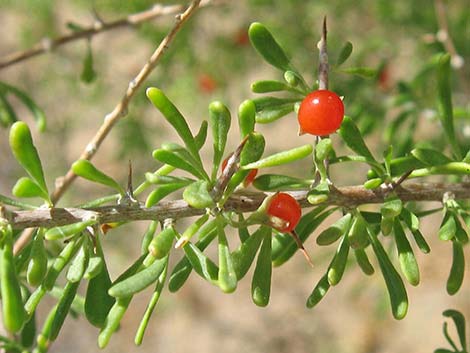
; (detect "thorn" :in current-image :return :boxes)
[290,230,314,268]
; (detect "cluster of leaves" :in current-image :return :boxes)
[0,18,468,353]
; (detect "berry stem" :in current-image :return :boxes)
[290,230,314,267]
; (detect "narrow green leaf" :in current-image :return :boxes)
[209,101,231,179]
[317,213,352,246]
[181,240,219,285]
[327,236,350,286]
[255,104,295,124]
[195,120,208,149]
[393,219,420,286]
[411,148,453,166]
[108,256,168,298]
[217,220,237,293]
[0,95,17,127]
[148,227,176,259]
[146,87,201,162]
[232,226,266,280]
[306,274,330,308]
[341,67,378,78]
[26,231,48,286]
[446,241,465,295]
[85,235,114,328]
[437,53,461,159]
[182,180,214,209]
[248,22,291,71]
[141,221,158,255]
[152,149,208,181]
[168,226,217,292]
[72,159,123,193]
[339,116,376,162]
[98,297,132,349]
[66,240,90,283]
[145,183,187,208]
[252,96,299,111]
[251,80,296,93]
[252,174,311,191]
[381,196,403,220]
[81,42,97,83]
[368,229,408,320]
[9,121,48,195]
[251,230,272,307]
[336,41,353,67]
[134,262,168,346]
[442,309,467,351]
[348,213,369,249]
[0,227,27,333]
[238,100,256,137]
[45,219,96,240]
[242,144,313,170]
[0,81,46,131]
[49,281,79,341]
[439,211,457,241]
[12,177,49,201]
[354,248,375,275]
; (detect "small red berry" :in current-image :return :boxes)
[298,89,344,136]
[267,192,301,233]
[221,156,257,187]
[198,73,217,94]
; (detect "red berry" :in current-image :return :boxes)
[267,193,301,233]
[198,74,217,94]
[298,89,344,136]
[221,156,257,187]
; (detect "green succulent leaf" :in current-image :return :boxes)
[251,229,272,307]
[216,219,237,293]
[411,148,453,166]
[12,177,49,201]
[368,228,408,320]
[446,240,465,295]
[248,22,291,71]
[0,81,46,131]
[393,219,420,286]
[437,53,461,159]
[242,144,313,170]
[9,121,49,198]
[231,226,266,280]
[209,101,231,179]
[339,116,377,164]
[81,42,97,83]
[317,213,352,246]
[442,309,467,351]
[182,180,214,209]
[238,99,256,137]
[336,41,353,67]
[252,174,311,191]
[306,274,330,308]
[146,87,201,164]
[71,159,124,194]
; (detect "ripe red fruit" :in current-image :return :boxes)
[298,89,344,136]
[267,192,301,233]
[198,74,217,94]
[221,156,258,187]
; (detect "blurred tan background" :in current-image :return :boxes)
[1,1,469,352]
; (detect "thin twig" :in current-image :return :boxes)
[13,0,203,254]
[6,181,470,230]
[0,1,215,70]
[433,0,469,97]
